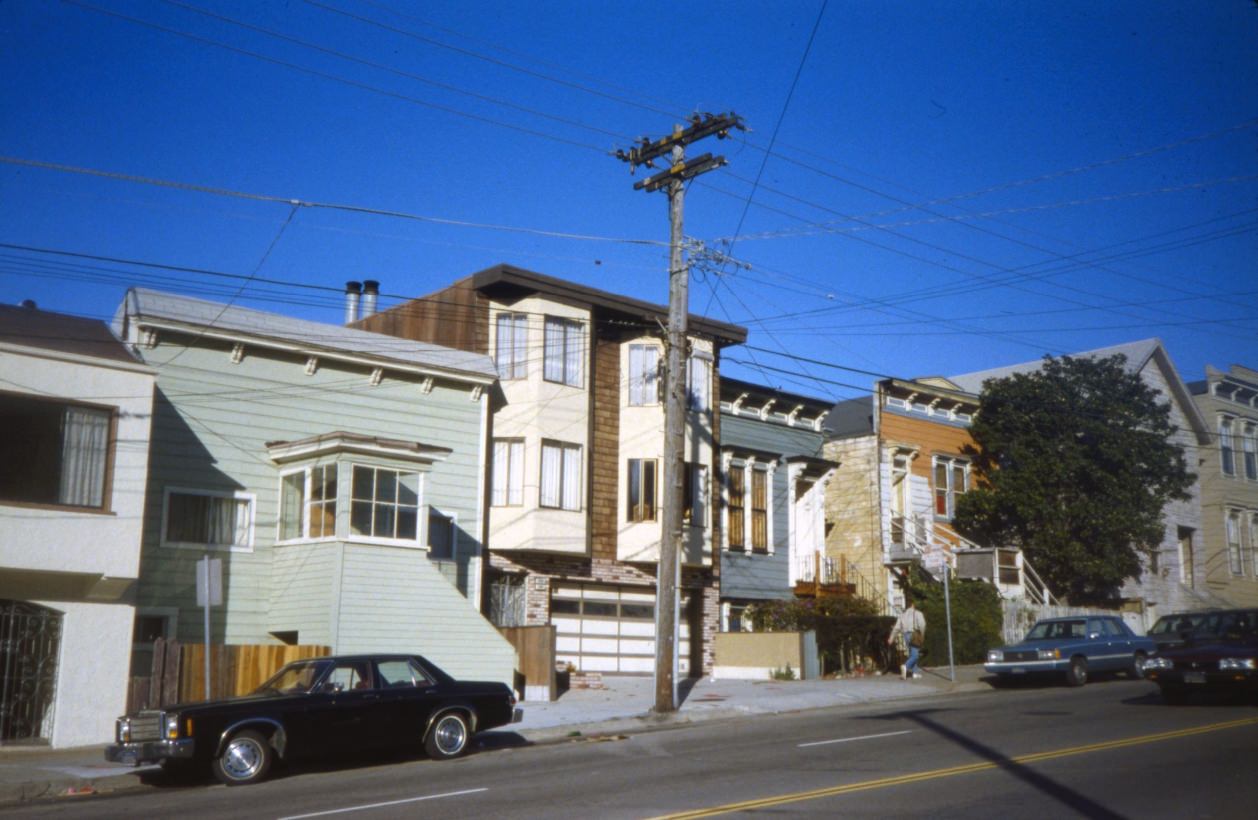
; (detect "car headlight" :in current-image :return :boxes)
[1037,649,1061,660]
[987,650,1003,662]
[1219,658,1257,671]
[1145,656,1174,670]
[118,717,132,743]
[164,713,180,740]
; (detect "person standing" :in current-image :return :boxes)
[888,599,927,679]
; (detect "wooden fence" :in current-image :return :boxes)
[499,626,555,701]
[127,640,330,711]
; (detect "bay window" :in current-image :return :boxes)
[495,313,528,380]
[351,465,420,542]
[491,439,524,506]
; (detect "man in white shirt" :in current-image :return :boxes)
[888,599,927,679]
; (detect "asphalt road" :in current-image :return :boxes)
[9,678,1258,819]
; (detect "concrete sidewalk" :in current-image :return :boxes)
[0,664,989,806]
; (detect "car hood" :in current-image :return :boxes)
[1156,639,1258,662]
[160,690,293,713]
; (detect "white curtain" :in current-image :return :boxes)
[206,496,248,547]
[564,322,582,386]
[59,406,109,506]
[629,345,659,405]
[562,445,581,510]
[540,443,562,508]
[508,441,523,505]
[687,357,710,411]
[492,440,509,506]
[544,318,564,382]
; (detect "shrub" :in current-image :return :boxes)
[904,569,1002,665]
[747,595,895,673]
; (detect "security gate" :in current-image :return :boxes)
[0,601,62,744]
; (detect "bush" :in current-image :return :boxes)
[747,595,895,673]
[904,570,1002,665]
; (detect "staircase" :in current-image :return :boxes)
[886,514,1058,606]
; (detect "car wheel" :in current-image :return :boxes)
[425,712,470,760]
[212,729,274,786]
[1065,657,1088,687]
[1161,686,1189,706]
[1130,652,1148,679]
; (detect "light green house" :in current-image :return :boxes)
[112,289,516,686]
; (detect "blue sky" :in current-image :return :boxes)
[2,0,1255,400]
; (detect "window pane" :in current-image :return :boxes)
[540,443,562,508]
[352,466,373,500]
[562,444,581,510]
[59,406,110,506]
[492,440,509,506]
[376,469,396,503]
[508,441,524,505]
[280,472,304,540]
[728,467,745,549]
[397,507,418,541]
[628,460,642,519]
[643,460,657,520]
[351,500,372,536]
[544,318,565,383]
[397,472,419,506]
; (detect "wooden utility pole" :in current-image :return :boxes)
[616,113,744,713]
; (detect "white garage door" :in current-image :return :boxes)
[552,583,692,675]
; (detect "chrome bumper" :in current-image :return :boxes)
[104,738,196,766]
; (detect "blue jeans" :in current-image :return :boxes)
[905,642,921,674]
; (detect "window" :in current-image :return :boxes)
[491,439,524,506]
[494,313,528,380]
[683,463,708,527]
[1251,514,1258,580]
[933,456,968,519]
[543,317,583,387]
[163,489,253,550]
[133,614,169,644]
[686,355,711,412]
[540,440,581,510]
[628,344,661,406]
[1244,423,1257,481]
[0,393,112,509]
[1220,416,1235,476]
[627,458,657,522]
[727,465,745,550]
[751,468,769,553]
[1227,511,1244,575]
[351,465,420,541]
[279,465,338,541]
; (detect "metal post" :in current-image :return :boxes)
[202,554,211,700]
[943,564,956,682]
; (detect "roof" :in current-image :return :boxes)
[948,339,1162,394]
[0,302,147,367]
[464,263,748,346]
[825,395,874,438]
[115,288,498,382]
[720,376,833,413]
[948,339,1209,444]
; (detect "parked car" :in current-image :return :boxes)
[1146,610,1213,651]
[105,654,522,785]
[1144,608,1258,705]
[985,615,1156,687]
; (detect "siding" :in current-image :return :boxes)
[135,330,503,677]
[590,329,622,561]
[824,435,884,600]
[337,545,515,685]
[355,280,490,355]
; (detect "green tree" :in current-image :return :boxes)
[952,354,1194,605]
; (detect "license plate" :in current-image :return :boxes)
[1184,671,1205,684]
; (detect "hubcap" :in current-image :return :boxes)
[435,716,467,755]
[222,737,264,780]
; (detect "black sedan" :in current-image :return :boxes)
[105,654,522,785]
[1144,609,1258,705]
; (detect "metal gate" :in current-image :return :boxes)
[0,601,62,744]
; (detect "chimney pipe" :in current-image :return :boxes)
[344,281,362,324]
[362,280,380,318]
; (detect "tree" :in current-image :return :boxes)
[952,354,1194,605]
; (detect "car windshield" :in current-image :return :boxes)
[1149,614,1204,635]
[1025,620,1086,640]
[1195,611,1258,641]
[254,660,331,695]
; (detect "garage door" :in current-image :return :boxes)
[552,583,692,675]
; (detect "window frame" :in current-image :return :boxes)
[543,316,584,388]
[683,462,708,528]
[628,344,661,406]
[932,455,968,520]
[539,439,582,511]
[491,438,525,507]
[1243,422,1257,481]
[160,486,256,552]
[277,463,339,543]
[727,463,746,551]
[1220,416,1235,477]
[348,463,424,547]
[0,391,117,512]
[1226,510,1244,576]
[494,312,529,381]
[627,458,658,522]
[686,354,712,413]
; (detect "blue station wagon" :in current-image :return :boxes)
[985,615,1156,687]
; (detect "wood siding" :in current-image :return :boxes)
[590,329,621,561]
[355,280,490,355]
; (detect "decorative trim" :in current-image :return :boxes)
[305,356,319,376]
[471,385,484,402]
[230,343,245,364]
[419,376,434,394]
[369,367,384,386]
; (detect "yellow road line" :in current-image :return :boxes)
[653,717,1258,819]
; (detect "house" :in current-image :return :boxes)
[950,339,1221,624]
[110,288,516,687]
[354,265,747,675]
[0,302,155,748]
[717,378,836,630]
[823,376,1030,614]
[1188,364,1258,606]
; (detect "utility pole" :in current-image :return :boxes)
[616,113,744,713]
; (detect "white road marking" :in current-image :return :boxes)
[797,730,913,748]
[277,787,489,819]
